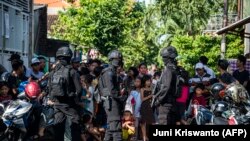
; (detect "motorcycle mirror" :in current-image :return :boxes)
[224,96,230,102]
[40,80,48,89]
[17,92,27,100]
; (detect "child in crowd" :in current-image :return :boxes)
[152,71,161,85]
[129,76,142,140]
[140,75,155,141]
[0,82,12,105]
[192,83,206,107]
[80,114,102,141]
[122,108,135,141]
[79,74,95,116]
[138,63,148,77]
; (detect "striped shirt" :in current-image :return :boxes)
[190,73,212,84]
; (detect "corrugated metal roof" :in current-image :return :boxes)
[216,16,250,35]
[34,0,70,8]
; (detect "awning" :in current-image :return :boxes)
[216,16,250,35]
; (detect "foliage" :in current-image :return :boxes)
[146,0,221,36]
[51,0,149,68]
[170,35,244,76]
[51,0,125,55]
[51,0,245,71]
[142,0,223,68]
[143,0,244,72]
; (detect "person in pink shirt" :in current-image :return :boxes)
[175,67,189,125]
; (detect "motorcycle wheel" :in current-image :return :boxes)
[0,132,7,141]
[0,128,16,141]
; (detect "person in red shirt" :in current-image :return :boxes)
[192,83,206,107]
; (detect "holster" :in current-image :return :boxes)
[101,88,111,97]
[102,96,112,111]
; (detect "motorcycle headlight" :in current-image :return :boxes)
[3,114,15,120]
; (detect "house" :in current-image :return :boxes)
[0,0,32,72]
[34,0,79,34]
[33,1,79,69]
[216,0,250,56]
[33,4,69,70]
[203,14,238,35]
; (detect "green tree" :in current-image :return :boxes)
[51,0,148,68]
[170,35,244,76]
[146,0,221,36]
[51,0,127,55]
[51,0,244,70]
[141,0,222,67]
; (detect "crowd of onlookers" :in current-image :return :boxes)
[0,53,250,141]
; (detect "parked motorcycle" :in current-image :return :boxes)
[0,98,33,141]
[0,82,42,141]
[187,83,250,125]
[211,83,250,125]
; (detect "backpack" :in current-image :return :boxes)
[174,67,189,98]
[49,65,70,97]
[99,67,112,97]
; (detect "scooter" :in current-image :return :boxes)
[0,93,34,141]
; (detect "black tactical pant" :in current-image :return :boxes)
[158,103,175,125]
[103,98,122,141]
[104,120,122,141]
[53,105,81,141]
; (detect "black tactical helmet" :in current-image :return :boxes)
[0,72,11,82]
[108,50,123,61]
[160,46,178,59]
[214,101,229,114]
[210,83,225,97]
[56,47,73,58]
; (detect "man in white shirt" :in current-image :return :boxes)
[26,58,44,80]
[199,56,216,78]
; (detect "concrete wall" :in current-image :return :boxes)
[0,0,30,71]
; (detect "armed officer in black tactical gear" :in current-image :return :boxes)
[98,50,125,141]
[47,47,82,141]
[151,46,178,125]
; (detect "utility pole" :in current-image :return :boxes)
[221,0,228,59]
[237,0,242,20]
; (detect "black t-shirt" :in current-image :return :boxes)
[219,72,236,85]
[7,74,28,99]
[8,74,28,89]
[233,70,249,85]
